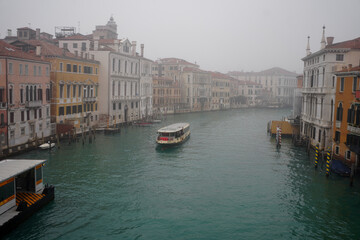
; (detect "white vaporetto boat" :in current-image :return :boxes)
[156,123,190,145]
[39,142,55,150]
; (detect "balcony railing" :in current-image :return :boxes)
[336,121,341,128]
[83,97,96,102]
[0,102,7,109]
[25,100,42,108]
[347,125,360,134]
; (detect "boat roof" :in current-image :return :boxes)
[0,159,46,183]
[157,123,190,133]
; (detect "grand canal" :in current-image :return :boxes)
[5,108,360,239]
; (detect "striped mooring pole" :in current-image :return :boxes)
[314,145,319,168]
[326,148,331,177]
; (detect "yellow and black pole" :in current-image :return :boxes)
[325,148,331,177]
[314,145,319,169]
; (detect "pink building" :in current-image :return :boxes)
[0,40,52,153]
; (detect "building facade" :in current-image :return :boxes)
[210,72,231,110]
[0,40,52,153]
[152,77,181,115]
[301,29,360,150]
[333,66,360,166]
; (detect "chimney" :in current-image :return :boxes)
[327,37,334,45]
[7,29,12,37]
[131,41,137,56]
[36,45,41,56]
[306,36,311,56]
[320,26,326,50]
[94,40,99,51]
[141,44,144,57]
[36,28,40,40]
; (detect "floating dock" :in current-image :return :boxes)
[268,120,299,137]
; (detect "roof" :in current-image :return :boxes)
[60,34,91,40]
[157,58,199,67]
[0,40,46,62]
[0,159,46,183]
[210,71,234,80]
[228,67,297,76]
[17,27,35,31]
[157,123,190,133]
[326,37,360,49]
[183,67,207,73]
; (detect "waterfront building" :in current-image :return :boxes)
[11,39,100,133]
[210,72,231,110]
[333,65,360,166]
[0,40,52,154]
[152,77,181,115]
[228,67,297,106]
[139,55,153,119]
[300,27,360,150]
[238,81,262,107]
[152,58,200,111]
[181,67,212,112]
[292,75,303,118]
[57,17,151,126]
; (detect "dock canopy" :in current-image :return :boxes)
[0,159,46,183]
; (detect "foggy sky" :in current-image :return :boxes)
[1,0,359,74]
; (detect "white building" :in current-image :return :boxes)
[301,27,360,150]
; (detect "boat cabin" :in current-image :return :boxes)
[0,159,46,215]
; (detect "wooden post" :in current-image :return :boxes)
[56,134,60,149]
[350,163,355,186]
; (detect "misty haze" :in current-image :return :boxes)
[1,0,360,239]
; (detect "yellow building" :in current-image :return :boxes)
[210,72,231,110]
[13,40,100,132]
[333,65,360,166]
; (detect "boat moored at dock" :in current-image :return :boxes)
[0,159,55,236]
[156,123,190,145]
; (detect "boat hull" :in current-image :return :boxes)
[156,132,190,146]
[0,185,55,236]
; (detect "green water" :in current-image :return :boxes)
[4,108,360,239]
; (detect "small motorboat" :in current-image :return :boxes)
[39,142,55,150]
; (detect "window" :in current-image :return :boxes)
[19,64,23,75]
[73,43,78,48]
[63,43,68,49]
[21,127,25,136]
[118,103,121,109]
[60,62,63,71]
[46,66,49,76]
[27,110,30,120]
[318,130,321,142]
[118,60,121,72]
[10,112,14,123]
[33,66,36,76]
[66,64,71,72]
[38,88,42,101]
[81,42,86,51]
[67,85,70,98]
[38,66,41,76]
[39,123,42,131]
[78,85,82,97]
[334,131,340,142]
[9,88,13,104]
[59,107,64,116]
[8,62,13,74]
[112,58,115,71]
[34,109,37,119]
[78,105,82,113]
[66,106,71,115]
[0,179,14,204]
[336,54,344,61]
[78,65,81,73]
[72,105,77,114]
[113,103,116,110]
[25,65,28,75]
[20,89,23,103]
[21,111,24,121]
[340,77,344,92]
[46,88,50,101]
[73,85,76,97]
[125,61,127,73]
[39,109,42,118]
[345,151,351,160]
[73,65,77,72]
[353,77,357,92]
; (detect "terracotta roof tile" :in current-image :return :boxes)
[0,40,45,62]
[326,37,360,49]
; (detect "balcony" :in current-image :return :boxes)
[302,87,333,95]
[25,100,42,108]
[83,97,96,102]
[347,125,360,134]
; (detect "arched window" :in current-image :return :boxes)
[356,106,360,126]
[30,86,33,101]
[0,113,4,126]
[337,102,343,121]
[26,86,29,101]
[348,105,355,124]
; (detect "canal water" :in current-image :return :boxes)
[5,108,360,239]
